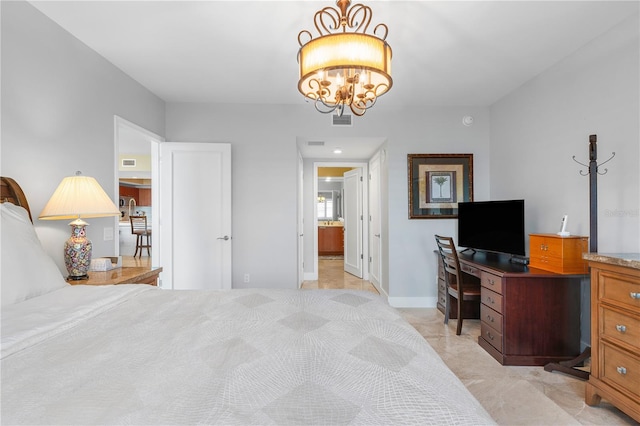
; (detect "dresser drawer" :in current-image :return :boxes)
[481,304,503,334]
[602,344,640,399]
[480,271,502,294]
[481,287,503,314]
[601,308,640,350]
[530,254,563,270]
[460,263,480,278]
[481,322,503,352]
[438,264,445,280]
[438,283,447,307]
[600,271,640,311]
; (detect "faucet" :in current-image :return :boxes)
[128,198,136,218]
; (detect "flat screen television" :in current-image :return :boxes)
[457,199,525,256]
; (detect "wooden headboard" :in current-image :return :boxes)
[1,177,33,222]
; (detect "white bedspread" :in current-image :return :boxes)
[1,286,495,425]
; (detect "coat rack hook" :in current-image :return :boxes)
[572,156,590,175]
[596,151,616,175]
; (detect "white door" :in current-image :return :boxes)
[343,168,363,278]
[369,153,381,288]
[158,142,232,290]
[297,152,304,288]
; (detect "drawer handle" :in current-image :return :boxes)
[486,278,495,286]
[486,331,494,341]
[486,296,494,304]
[616,366,627,375]
[631,292,640,299]
[486,314,494,323]
[615,324,627,333]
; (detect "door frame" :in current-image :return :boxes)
[313,161,369,281]
[114,116,164,268]
[297,151,305,288]
[368,151,382,293]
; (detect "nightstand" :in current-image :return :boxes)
[67,266,162,286]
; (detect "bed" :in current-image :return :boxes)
[1,176,495,425]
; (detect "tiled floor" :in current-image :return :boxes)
[302,259,637,425]
[301,257,380,293]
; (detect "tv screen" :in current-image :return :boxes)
[457,199,525,256]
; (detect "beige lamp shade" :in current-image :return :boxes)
[39,173,120,220]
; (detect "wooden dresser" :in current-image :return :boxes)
[584,253,640,422]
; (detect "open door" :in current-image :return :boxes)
[343,168,363,278]
[158,142,232,290]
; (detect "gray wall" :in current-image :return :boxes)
[1,1,165,274]
[490,14,640,254]
[490,14,640,349]
[165,103,491,302]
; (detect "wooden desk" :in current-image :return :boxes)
[456,251,584,366]
[68,266,162,286]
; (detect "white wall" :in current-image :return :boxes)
[1,1,165,274]
[385,108,491,306]
[166,103,491,303]
[490,14,639,254]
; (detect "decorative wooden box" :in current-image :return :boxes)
[529,233,588,274]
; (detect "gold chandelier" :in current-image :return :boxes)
[297,0,392,117]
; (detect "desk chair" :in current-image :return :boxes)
[435,234,481,335]
[130,215,151,257]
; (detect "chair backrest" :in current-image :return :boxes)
[130,215,148,233]
[434,234,463,288]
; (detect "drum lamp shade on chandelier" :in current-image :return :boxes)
[297,0,392,117]
[39,172,120,280]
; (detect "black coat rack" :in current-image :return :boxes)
[572,134,616,252]
[544,134,615,380]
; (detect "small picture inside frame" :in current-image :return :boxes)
[408,154,473,219]
[426,171,456,203]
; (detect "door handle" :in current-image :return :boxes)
[374,234,381,237]
[217,235,230,241]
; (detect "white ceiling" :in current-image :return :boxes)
[29,0,639,159]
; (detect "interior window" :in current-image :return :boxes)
[317,191,333,220]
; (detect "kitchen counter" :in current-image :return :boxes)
[582,253,640,270]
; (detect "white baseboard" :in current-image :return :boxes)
[303,272,318,281]
[387,297,437,308]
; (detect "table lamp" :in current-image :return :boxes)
[39,171,120,280]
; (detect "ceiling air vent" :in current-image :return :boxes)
[332,114,352,127]
[122,159,136,167]
[307,141,325,146]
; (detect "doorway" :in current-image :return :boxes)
[314,162,368,281]
[114,116,163,268]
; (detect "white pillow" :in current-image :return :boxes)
[1,203,68,306]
